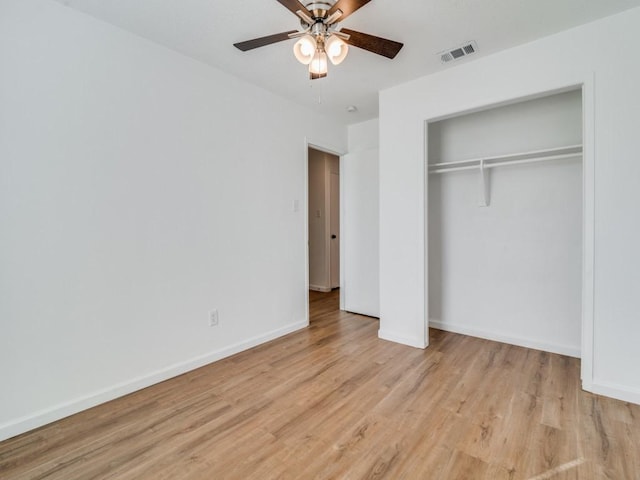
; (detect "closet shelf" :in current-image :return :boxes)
[429,144,583,174]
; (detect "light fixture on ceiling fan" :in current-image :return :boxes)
[293,32,349,78]
[233,0,403,79]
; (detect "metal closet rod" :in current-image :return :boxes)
[428,144,583,174]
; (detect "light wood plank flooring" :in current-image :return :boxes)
[1,290,639,479]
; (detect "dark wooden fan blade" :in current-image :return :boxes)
[276,0,313,18]
[234,31,298,51]
[327,0,371,22]
[340,28,403,59]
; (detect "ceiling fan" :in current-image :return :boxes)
[233,0,404,79]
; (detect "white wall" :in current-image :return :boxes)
[343,119,380,317]
[348,119,379,152]
[428,91,583,357]
[0,0,346,441]
[380,7,640,403]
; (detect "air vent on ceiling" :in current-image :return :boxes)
[439,41,477,64]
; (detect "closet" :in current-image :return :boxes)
[427,89,583,357]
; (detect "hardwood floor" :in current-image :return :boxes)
[1,289,639,479]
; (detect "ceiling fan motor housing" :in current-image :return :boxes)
[304,1,336,20]
[310,22,327,37]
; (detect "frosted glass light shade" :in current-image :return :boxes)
[325,35,349,65]
[309,49,328,75]
[293,36,316,65]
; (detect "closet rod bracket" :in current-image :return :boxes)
[479,158,489,207]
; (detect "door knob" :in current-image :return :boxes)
[331,235,337,239]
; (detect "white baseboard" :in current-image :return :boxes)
[378,329,427,349]
[429,319,581,358]
[347,310,380,319]
[0,320,308,443]
[343,303,380,319]
[309,284,332,292]
[588,380,640,406]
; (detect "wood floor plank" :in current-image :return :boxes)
[2,289,639,479]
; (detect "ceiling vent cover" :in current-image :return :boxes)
[439,41,477,63]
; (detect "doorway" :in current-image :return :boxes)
[308,147,340,293]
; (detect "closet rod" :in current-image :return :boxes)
[429,149,582,174]
[429,144,582,169]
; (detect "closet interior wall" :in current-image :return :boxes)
[428,89,583,357]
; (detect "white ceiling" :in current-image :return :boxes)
[56,0,640,124]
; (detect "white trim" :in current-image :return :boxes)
[309,284,332,292]
[339,155,345,310]
[345,308,379,319]
[304,138,311,326]
[589,380,640,406]
[429,320,581,358]
[421,122,430,348]
[580,73,596,390]
[0,320,307,442]
[306,142,345,158]
[378,329,427,349]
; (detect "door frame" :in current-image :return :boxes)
[304,139,346,323]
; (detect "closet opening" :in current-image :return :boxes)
[426,88,584,358]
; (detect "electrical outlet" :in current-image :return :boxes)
[209,309,219,327]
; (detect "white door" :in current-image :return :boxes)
[342,149,379,317]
